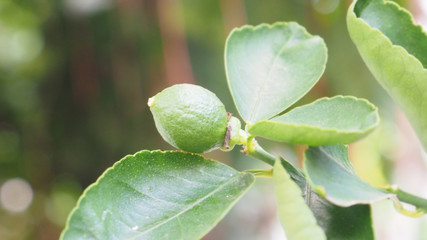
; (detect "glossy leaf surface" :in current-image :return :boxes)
[347,0,427,149]
[225,22,327,123]
[61,151,255,240]
[304,145,392,207]
[249,96,379,145]
[280,158,374,240]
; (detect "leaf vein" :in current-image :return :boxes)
[249,34,293,122]
[128,175,240,239]
[114,179,186,207]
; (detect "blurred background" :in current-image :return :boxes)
[0,0,426,239]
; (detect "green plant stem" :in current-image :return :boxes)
[396,190,427,211]
[245,137,276,166]
[385,186,427,212]
[245,169,273,178]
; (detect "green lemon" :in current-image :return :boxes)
[148,84,228,153]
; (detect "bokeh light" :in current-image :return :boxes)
[0,178,33,213]
[63,0,114,16]
[311,0,340,14]
[45,180,81,227]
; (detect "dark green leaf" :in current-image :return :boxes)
[249,96,379,145]
[225,22,327,123]
[273,159,326,240]
[280,157,374,240]
[61,151,255,240]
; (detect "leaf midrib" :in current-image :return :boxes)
[128,175,241,240]
[317,147,355,174]
[249,34,292,122]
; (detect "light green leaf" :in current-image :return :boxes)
[273,159,326,240]
[347,0,427,149]
[280,158,375,240]
[249,96,379,146]
[304,145,392,206]
[225,22,327,123]
[60,151,254,240]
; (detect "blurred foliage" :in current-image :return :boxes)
[0,0,424,239]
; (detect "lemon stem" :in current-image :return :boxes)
[384,185,427,216]
[245,169,273,178]
[245,137,276,166]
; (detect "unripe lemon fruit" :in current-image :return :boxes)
[148,84,228,153]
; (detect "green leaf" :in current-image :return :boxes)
[61,151,255,240]
[280,158,375,240]
[304,145,392,206]
[249,96,379,146]
[347,0,427,149]
[273,159,326,240]
[225,22,327,123]
[304,145,427,217]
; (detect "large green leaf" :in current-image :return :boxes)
[273,159,326,240]
[249,96,379,145]
[225,22,327,123]
[347,0,427,149]
[61,151,255,240]
[304,145,392,206]
[280,158,374,240]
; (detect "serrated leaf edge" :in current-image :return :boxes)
[348,0,427,71]
[224,21,328,123]
[60,150,255,240]
[249,95,380,142]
